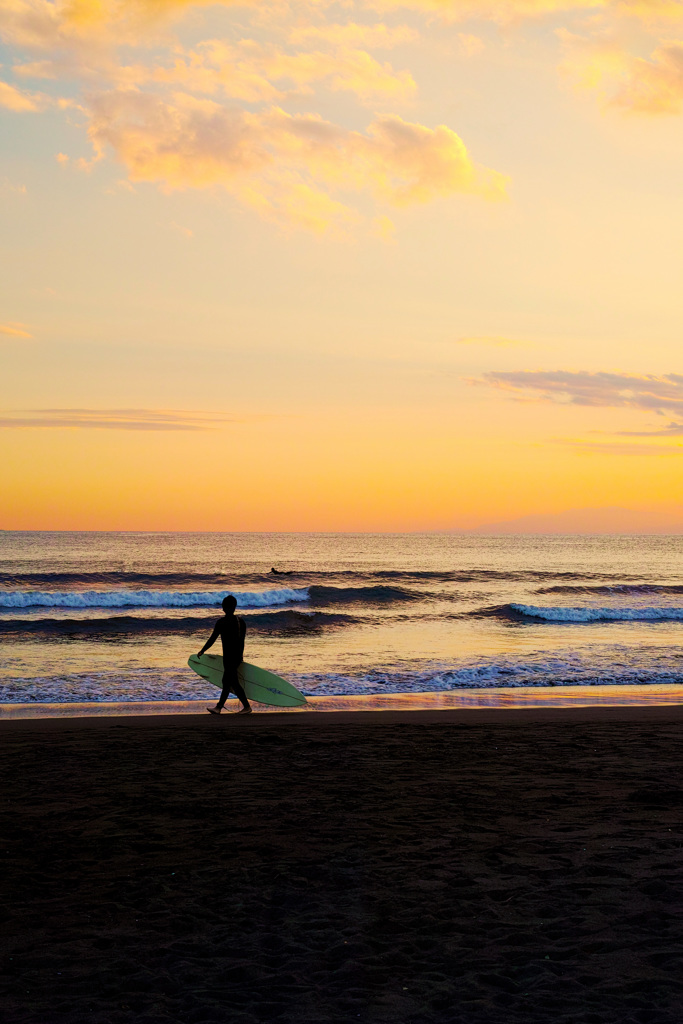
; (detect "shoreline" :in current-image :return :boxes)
[3,703,683,734]
[2,681,683,720]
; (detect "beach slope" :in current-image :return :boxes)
[1,707,683,1023]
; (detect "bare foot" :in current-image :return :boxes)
[236,706,253,715]
[207,707,223,715]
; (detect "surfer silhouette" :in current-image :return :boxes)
[270,567,292,575]
[198,596,251,715]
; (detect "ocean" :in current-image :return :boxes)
[1,532,683,706]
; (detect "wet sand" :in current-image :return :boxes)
[2,707,683,1023]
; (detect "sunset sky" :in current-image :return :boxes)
[2,0,683,531]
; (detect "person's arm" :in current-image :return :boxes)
[197,623,220,658]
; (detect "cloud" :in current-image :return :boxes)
[144,40,417,104]
[371,214,396,240]
[0,0,663,55]
[0,79,47,111]
[6,0,681,39]
[370,0,683,21]
[457,33,485,55]
[0,0,567,47]
[3,6,417,104]
[0,0,209,51]
[2,0,681,59]
[0,322,32,338]
[0,409,236,430]
[358,114,508,205]
[0,0,516,232]
[479,369,683,415]
[559,28,683,114]
[169,220,193,237]
[0,0,124,54]
[0,179,27,195]
[87,92,507,231]
[610,39,683,113]
[265,47,416,102]
[618,422,683,435]
[477,370,683,448]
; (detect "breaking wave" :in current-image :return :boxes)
[5,654,683,703]
[0,583,424,611]
[0,587,310,610]
[507,603,683,623]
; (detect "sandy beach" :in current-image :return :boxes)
[1,706,682,1023]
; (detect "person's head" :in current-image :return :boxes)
[222,595,237,615]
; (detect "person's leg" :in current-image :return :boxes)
[231,674,252,713]
[208,664,252,714]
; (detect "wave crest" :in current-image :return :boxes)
[0,587,310,610]
[0,583,423,611]
[509,603,683,623]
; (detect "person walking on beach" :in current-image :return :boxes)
[198,596,252,715]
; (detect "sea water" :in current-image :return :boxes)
[1,532,683,705]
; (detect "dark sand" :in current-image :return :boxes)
[2,707,683,1024]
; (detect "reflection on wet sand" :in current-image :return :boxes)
[2,683,683,718]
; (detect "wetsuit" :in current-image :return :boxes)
[204,615,248,709]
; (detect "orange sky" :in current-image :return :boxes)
[2,0,683,530]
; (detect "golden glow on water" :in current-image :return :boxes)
[3,534,683,706]
[3,685,683,718]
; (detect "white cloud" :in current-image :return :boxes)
[0,0,514,232]
[0,79,47,111]
[87,92,507,232]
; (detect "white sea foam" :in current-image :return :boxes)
[4,649,683,704]
[0,587,310,610]
[510,603,683,622]
[0,669,213,703]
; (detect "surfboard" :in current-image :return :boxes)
[188,653,308,708]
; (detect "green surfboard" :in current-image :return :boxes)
[188,653,308,708]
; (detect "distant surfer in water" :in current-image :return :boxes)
[198,596,251,715]
[270,567,292,575]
